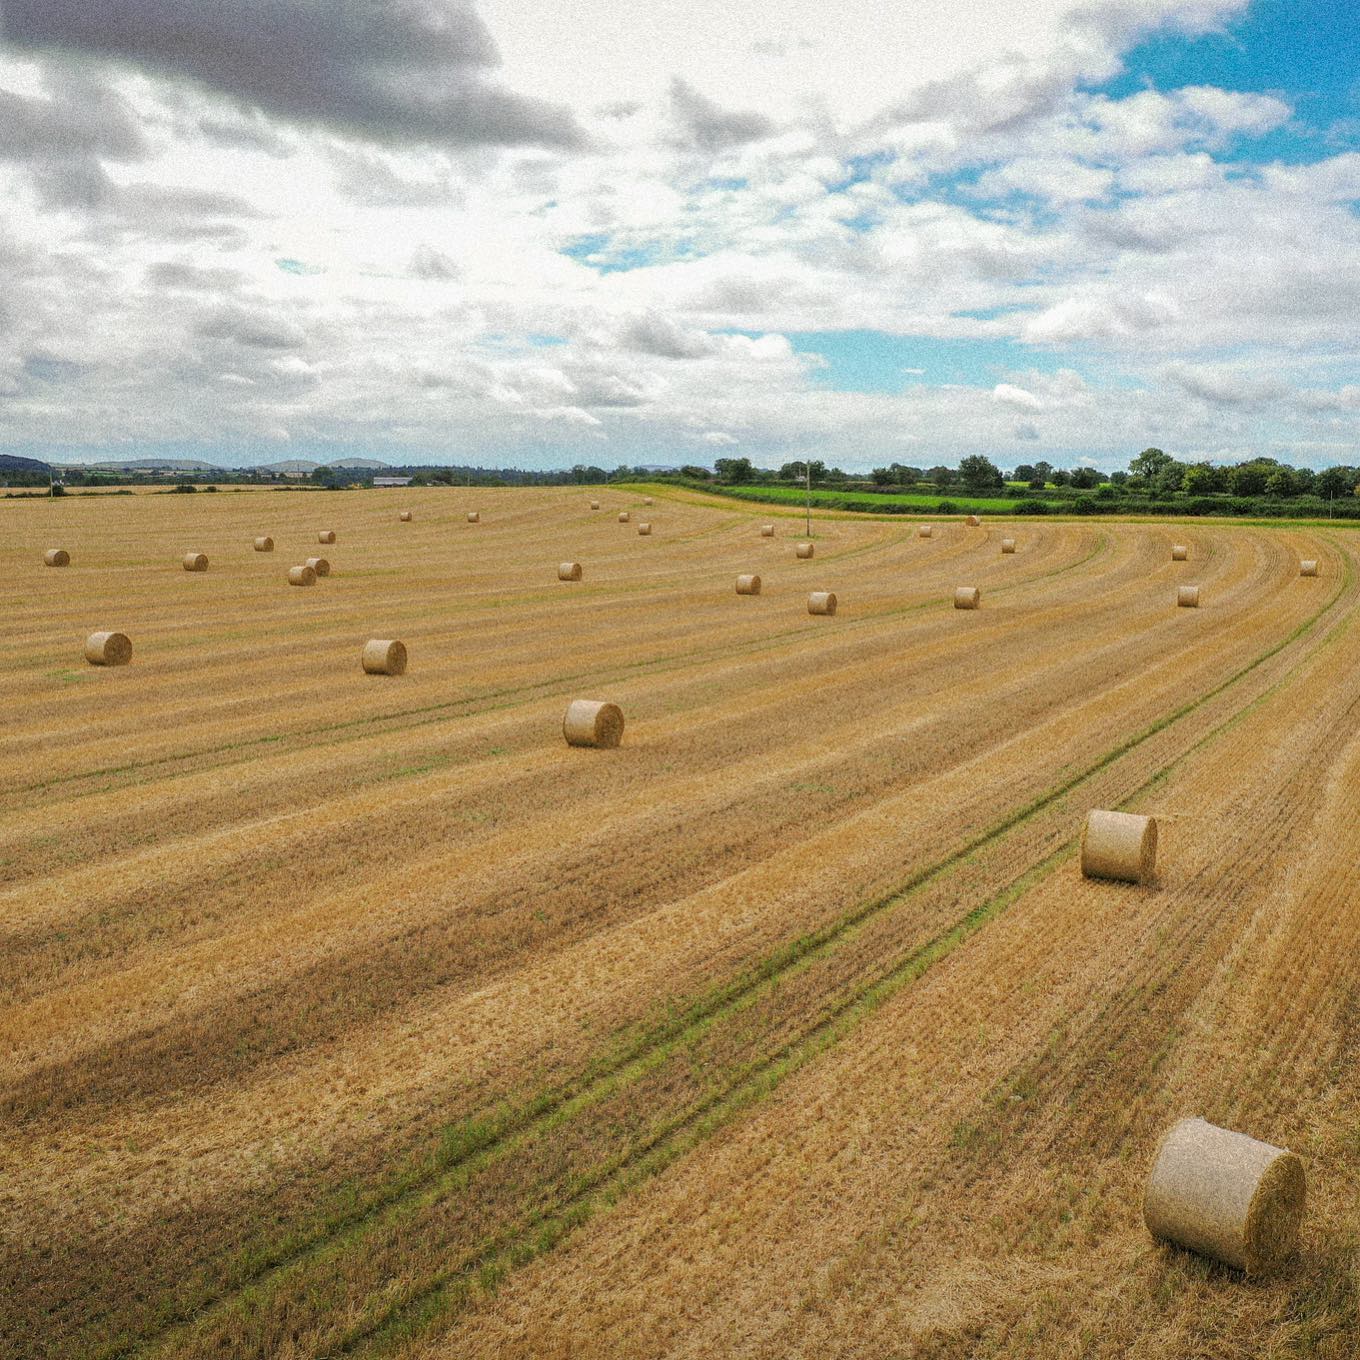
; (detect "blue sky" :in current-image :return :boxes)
[0,0,1357,470]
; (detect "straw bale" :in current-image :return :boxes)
[85,631,131,666]
[253,536,274,552]
[1001,538,1016,554]
[919,525,934,538]
[467,511,480,522]
[287,565,316,587]
[807,591,837,615]
[590,500,600,509]
[304,557,331,577]
[1178,585,1200,608]
[43,549,69,567]
[563,699,624,748]
[1300,560,1318,577]
[361,639,407,676]
[735,574,761,595]
[795,542,814,559]
[761,524,775,537]
[319,531,336,544]
[182,552,208,572]
[954,586,980,610]
[966,514,981,527]
[1172,544,1188,561]
[618,511,630,523]
[1144,1117,1305,1274]
[399,510,412,522]
[638,522,652,535]
[643,497,654,505]
[1081,809,1157,883]
[558,561,582,581]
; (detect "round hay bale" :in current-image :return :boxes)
[807,591,837,616]
[918,525,934,539]
[638,522,652,536]
[1171,544,1188,561]
[361,639,407,676]
[467,511,480,523]
[287,565,316,587]
[795,542,814,559]
[563,698,624,748]
[618,511,630,523]
[85,631,131,667]
[590,500,600,510]
[399,510,412,522]
[319,530,336,544]
[1300,560,1318,577]
[1080,809,1157,884]
[254,536,274,552]
[1144,1117,1305,1275]
[43,549,70,567]
[1001,538,1017,554]
[954,586,980,610]
[1178,585,1200,609]
[304,556,331,577]
[735,574,761,595]
[182,552,208,572]
[760,524,775,537]
[643,497,654,505]
[558,561,582,581]
[966,514,981,527]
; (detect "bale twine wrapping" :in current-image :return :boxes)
[1144,1117,1305,1275]
[467,511,480,523]
[361,639,407,676]
[807,591,837,616]
[304,557,331,577]
[563,699,624,748]
[558,561,582,581]
[400,510,412,522]
[1081,809,1157,884]
[590,500,600,510]
[43,549,70,567]
[85,631,131,667]
[1300,560,1318,577]
[761,524,775,537]
[966,514,981,527]
[182,552,208,572]
[254,536,274,552]
[1178,585,1200,608]
[1171,544,1188,561]
[287,565,316,587]
[735,574,761,595]
[638,522,652,536]
[919,525,934,539]
[1001,538,1016,554]
[795,542,814,559]
[319,531,336,544]
[954,586,980,610]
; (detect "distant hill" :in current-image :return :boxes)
[61,458,223,472]
[0,453,52,473]
[325,458,391,470]
[256,459,321,473]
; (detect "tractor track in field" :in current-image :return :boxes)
[10,527,1108,804]
[85,536,1355,1360]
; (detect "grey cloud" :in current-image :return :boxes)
[196,304,306,350]
[0,80,146,161]
[1164,363,1289,406]
[1,0,587,150]
[1014,420,1041,440]
[146,261,245,291]
[616,312,717,359]
[668,78,776,153]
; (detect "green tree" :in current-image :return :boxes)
[926,464,957,487]
[958,454,1003,490]
[1316,465,1357,498]
[1265,467,1297,498]
[1130,447,1173,479]
[714,456,754,483]
[1013,464,1036,483]
[1182,463,1225,496]
[1228,461,1271,497]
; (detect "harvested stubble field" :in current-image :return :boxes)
[2,487,1357,1360]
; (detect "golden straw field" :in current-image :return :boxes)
[2,485,1358,1359]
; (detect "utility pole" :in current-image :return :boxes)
[806,459,812,538]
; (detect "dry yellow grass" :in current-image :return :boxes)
[1,487,1354,1360]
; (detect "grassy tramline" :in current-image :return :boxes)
[107,539,1354,1360]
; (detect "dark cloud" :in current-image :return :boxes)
[196,304,306,350]
[668,78,776,153]
[1,0,587,150]
[616,311,716,359]
[0,79,146,161]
